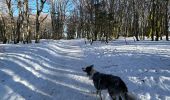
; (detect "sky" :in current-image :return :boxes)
[28,0,50,14]
[0,0,50,16]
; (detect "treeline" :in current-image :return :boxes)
[70,0,170,42]
[0,0,169,44]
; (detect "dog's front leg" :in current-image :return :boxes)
[96,90,102,100]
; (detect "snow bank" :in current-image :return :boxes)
[0,38,170,100]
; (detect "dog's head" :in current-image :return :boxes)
[82,65,94,76]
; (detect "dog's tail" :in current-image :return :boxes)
[124,92,137,100]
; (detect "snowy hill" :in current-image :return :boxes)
[0,38,170,100]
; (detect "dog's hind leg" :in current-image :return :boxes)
[121,92,137,100]
[120,92,130,100]
[108,90,116,100]
[110,96,116,100]
[96,90,102,100]
[99,91,102,100]
[118,96,122,100]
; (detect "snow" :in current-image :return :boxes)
[0,38,170,100]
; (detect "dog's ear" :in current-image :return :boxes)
[90,65,94,68]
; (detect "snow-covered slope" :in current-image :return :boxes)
[0,38,170,100]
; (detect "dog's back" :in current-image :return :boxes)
[92,72,128,92]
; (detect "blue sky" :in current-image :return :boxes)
[13,0,50,16]
[30,0,50,13]
[1,0,73,16]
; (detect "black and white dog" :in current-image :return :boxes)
[82,65,136,100]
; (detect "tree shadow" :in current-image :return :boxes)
[0,46,96,100]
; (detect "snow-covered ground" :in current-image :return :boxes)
[0,38,170,100]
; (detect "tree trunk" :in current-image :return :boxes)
[151,0,155,41]
[165,0,169,41]
[24,0,31,43]
[35,0,47,43]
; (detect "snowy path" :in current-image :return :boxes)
[0,39,170,100]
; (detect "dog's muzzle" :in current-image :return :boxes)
[82,68,86,72]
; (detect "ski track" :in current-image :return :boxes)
[0,38,170,100]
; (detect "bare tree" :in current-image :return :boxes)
[50,0,69,40]
[165,0,169,41]
[15,0,24,44]
[5,0,15,43]
[0,14,7,43]
[23,0,32,43]
[35,0,47,43]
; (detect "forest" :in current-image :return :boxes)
[0,0,169,44]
